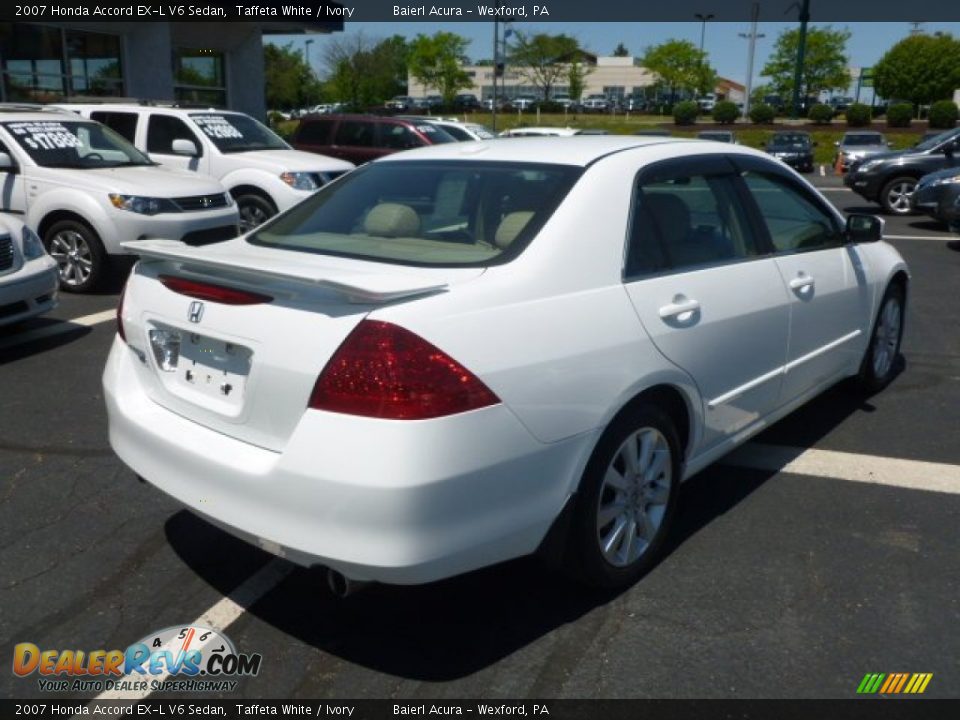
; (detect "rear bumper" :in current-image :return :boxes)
[103,337,593,584]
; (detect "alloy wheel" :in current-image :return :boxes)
[872,296,902,378]
[49,230,93,287]
[596,427,673,567]
[886,181,915,214]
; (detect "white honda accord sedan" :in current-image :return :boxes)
[103,137,908,590]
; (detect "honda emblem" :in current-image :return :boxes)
[188,301,204,324]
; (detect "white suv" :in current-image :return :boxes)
[0,108,239,292]
[57,104,355,232]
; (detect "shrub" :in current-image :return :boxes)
[845,103,872,127]
[749,103,775,124]
[672,101,699,125]
[712,100,740,124]
[267,111,286,127]
[929,100,959,129]
[808,103,834,124]
[887,102,914,128]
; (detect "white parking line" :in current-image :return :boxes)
[93,558,293,701]
[723,443,960,494]
[0,309,115,351]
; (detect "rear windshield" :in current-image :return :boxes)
[248,161,582,267]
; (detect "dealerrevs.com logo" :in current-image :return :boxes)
[12,625,262,693]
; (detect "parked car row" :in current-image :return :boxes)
[0,102,357,297]
[845,127,960,218]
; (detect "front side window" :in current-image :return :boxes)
[188,113,288,153]
[296,119,333,145]
[381,124,424,150]
[2,120,152,169]
[147,115,202,155]
[742,172,842,253]
[248,161,582,267]
[627,171,758,276]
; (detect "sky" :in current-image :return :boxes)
[270,21,960,97]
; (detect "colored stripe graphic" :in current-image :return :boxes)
[857,673,932,694]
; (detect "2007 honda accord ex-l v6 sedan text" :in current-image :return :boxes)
[103,137,908,591]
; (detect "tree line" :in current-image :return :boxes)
[265,27,960,112]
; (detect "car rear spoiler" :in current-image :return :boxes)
[122,239,449,304]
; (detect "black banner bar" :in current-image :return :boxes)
[1,0,960,23]
[3,699,960,720]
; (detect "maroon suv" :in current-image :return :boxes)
[292,114,457,165]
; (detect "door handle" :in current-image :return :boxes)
[789,273,815,293]
[658,295,701,319]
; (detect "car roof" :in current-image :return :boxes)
[375,135,764,167]
[0,109,84,122]
[49,103,225,114]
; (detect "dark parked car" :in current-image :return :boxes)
[453,94,482,111]
[910,167,960,226]
[844,128,960,215]
[633,129,672,137]
[292,114,457,165]
[765,132,816,173]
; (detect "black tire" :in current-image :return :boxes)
[857,282,905,393]
[566,404,682,589]
[235,193,277,233]
[43,219,107,293]
[880,176,918,216]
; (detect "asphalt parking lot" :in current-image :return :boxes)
[1,175,958,702]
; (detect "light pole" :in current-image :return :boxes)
[739,3,765,119]
[694,13,714,100]
[694,13,715,54]
[790,0,811,118]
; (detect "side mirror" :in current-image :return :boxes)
[171,138,199,156]
[847,213,884,244]
[0,152,13,170]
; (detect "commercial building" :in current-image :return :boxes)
[408,55,745,105]
[0,20,342,118]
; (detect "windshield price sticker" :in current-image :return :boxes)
[193,115,243,140]
[6,122,82,151]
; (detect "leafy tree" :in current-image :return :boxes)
[567,57,591,103]
[641,39,715,97]
[613,43,630,57]
[761,26,851,100]
[322,33,409,110]
[509,32,581,101]
[408,32,473,106]
[873,33,960,106]
[264,42,323,110]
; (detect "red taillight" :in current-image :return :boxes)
[309,320,500,420]
[117,281,127,342]
[159,275,272,305]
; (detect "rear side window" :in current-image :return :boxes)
[147,115,202,155]
[248,161,582,268]
[90,111,138,143]
[296,119,333,144]
[335,120,377,148]
[742,172,842,252]
[627,172,758,276]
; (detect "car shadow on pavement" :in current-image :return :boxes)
[0,321,92,365]
[164,364,905,681]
